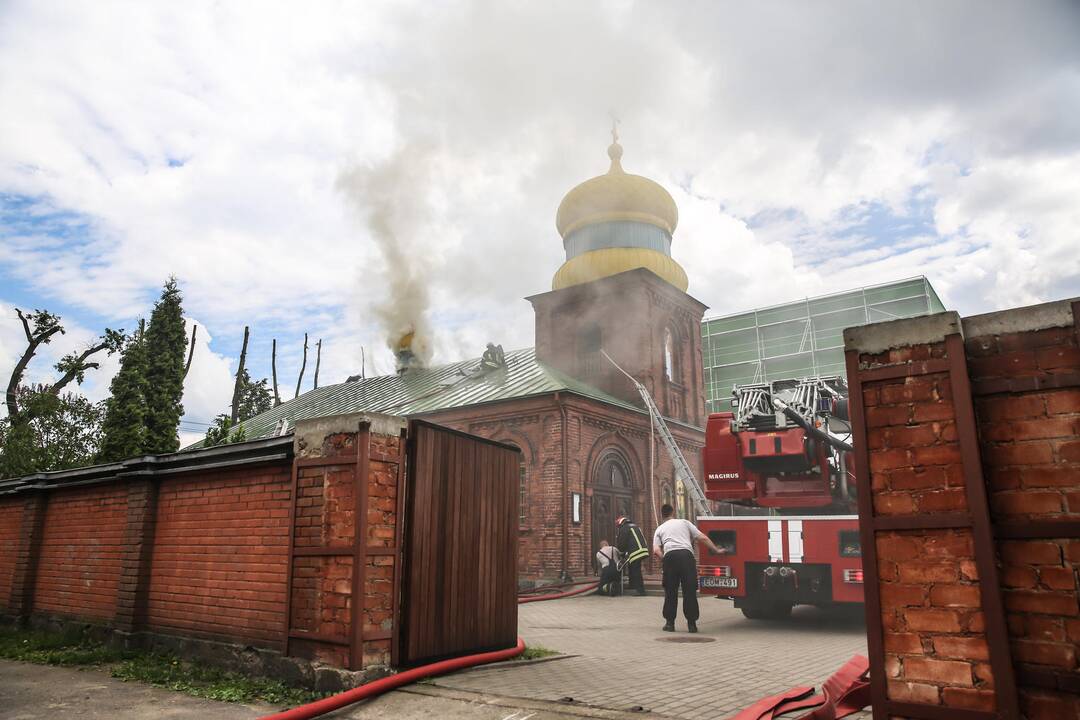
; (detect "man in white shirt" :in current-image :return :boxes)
[651,503,724,632]
[595,540,621,596]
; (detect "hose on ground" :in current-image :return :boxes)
[259,581,601,719]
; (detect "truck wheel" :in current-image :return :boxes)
[740,603,767,620]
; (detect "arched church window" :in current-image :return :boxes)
[661,483,673,511]
[663,327,681,384]
[597,452,631,489]
[675,478,687,519]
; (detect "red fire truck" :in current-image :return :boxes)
[696,377,864,619]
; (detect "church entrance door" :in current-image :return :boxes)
[590,453,633,574]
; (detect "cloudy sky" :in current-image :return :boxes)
[1,1,1078,445]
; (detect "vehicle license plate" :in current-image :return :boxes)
[700,576,738,589]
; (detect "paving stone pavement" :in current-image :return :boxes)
[432,594,870,719]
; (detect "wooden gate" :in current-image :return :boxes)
[397,420,520,667]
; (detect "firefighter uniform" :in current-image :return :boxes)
[616,517,649,596]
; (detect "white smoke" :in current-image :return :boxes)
[337,146,439,368]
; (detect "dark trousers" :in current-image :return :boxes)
[661,549,699,622]
[627,559,645,594]
[599,563,622,596]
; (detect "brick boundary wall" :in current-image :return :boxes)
[845,297,1080,720]
[0,421,406,689]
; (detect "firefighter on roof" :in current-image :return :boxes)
[615,516,649,596]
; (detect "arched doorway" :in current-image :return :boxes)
[591,452,633,572]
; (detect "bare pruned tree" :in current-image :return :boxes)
[313,339,322,390]
[271,338,281,407]
[230,326,250,424]
[294,333,308,399]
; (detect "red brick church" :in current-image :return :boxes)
[234,136,709,581]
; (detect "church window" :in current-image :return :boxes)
[675,478,686,519]
[597,453,631,489]
[661,483,673,511]
[579,324,602,377]
[663,327,681,383]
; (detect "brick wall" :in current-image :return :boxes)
[0,414,514,676]
[966,304,1080,718]
[0,498,21,607]
[846,298,1080,719]
[147,466,291,647]
[33,483,127,621]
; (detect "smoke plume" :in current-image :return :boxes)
[337,146,438,368]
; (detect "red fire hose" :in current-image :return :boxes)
[258,638,526,720]
[259,581,600,720]
[518,581,599,603]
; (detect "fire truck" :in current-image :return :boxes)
[601,352,862,620]
[697,377,864,619]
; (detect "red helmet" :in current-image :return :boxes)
[615,516,628,526]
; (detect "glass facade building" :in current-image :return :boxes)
[701,276,946,413]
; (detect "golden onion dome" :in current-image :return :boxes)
[551,133,687,292]
[552,248,689,292]
[555,141,678,238]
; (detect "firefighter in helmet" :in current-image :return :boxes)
[615,516,649,596]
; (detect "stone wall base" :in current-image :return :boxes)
[1,612,392,693]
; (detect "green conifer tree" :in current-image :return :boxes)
[142,278,187,454]
[98,324,148,462]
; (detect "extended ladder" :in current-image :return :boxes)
[601,350,711,517]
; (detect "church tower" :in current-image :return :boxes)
[529,133,708,426]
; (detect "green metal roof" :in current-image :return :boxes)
[185,348,645,449]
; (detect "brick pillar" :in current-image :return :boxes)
[8,492,48,620]
[115,478,159,633]
[845,312,1018,719]
[964,297,1080,719]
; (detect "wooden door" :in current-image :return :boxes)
[397,421,520,667]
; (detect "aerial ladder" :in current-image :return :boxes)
[600,350,710,517]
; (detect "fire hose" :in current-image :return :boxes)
[259,581,600,719]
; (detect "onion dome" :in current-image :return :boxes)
[552,136,686,291]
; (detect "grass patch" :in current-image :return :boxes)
[518,644,559,661]
[0,626,131,666]
[0,626,320,706]
[111,654,320,705]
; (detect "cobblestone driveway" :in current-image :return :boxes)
[432,594,869,719]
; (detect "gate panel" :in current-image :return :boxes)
[398,420,519,666]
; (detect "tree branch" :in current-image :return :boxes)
[313,339,322,390]
[47,341,112,397]
[6,309,64,419]
[16,308,32,343]
[183,324,197,379]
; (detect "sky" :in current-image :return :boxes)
[1,1,1078,446]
